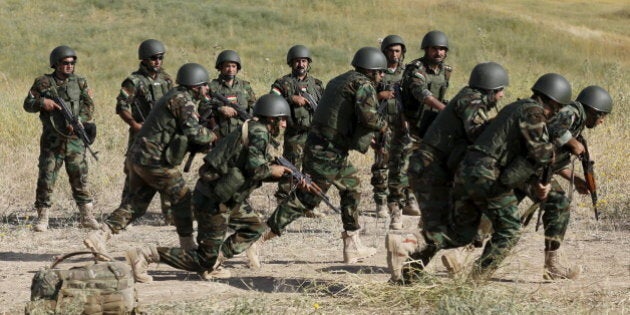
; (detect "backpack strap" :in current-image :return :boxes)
[50,251,114,268]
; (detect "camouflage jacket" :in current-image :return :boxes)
[547,101,587,171]
[24,72,94,136]
[209,77,257,137]
[401,56,452,122]
[377,64,405,124]
[116,63,173,125]
[130,86,215,168]
[270,73,324,132]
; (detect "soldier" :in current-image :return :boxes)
[115,39,175,225]
[401,30,452,140]
[24,45,99,232]
[124,94,298,282]
[387,73,571,283]
[371,35,421,230]
[270,45,325,218]
[209,50,257,139]
[84,63,217,255]
[250,47,389,265]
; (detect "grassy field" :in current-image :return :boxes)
[0,0,628,314]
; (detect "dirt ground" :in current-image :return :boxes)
[1,183,628,314]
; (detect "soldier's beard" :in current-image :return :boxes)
[220,74,236,81]
[272,125,286,143]
[292,68,307,76]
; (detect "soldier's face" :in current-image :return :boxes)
[191,83,209,100]
[145,54,164,72]
[585,108,606,129]
[384,45,403,64]
[219,62,239,76]
[425,46,447,64]
[490,88,505,104]
[55,57,76,77]
[291,58,309,76]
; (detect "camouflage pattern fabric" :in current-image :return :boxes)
[24,73,95,208]
[209,77,257,138]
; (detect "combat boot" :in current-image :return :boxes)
[441,251,463,275]
[342,230,377,264]
[388,203,403,230]
[200,252,231,280]
[246,230,278,269]
[385,232,425,283]
[33,207,49,232]
[304,209,326,218]
[376,203,389,219]
[84,224,112,257]
[402,195,421,216]
[125,244,159,283]
[543,250,581,280]
[179,236,198,251]
[78,203,100,230]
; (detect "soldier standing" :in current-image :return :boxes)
[124,95,298,282]
[115,39,175,225]
[24,45,99,232]
[387,73,572,283]
[84,63,217,255]
[270,45,325,217]
[209,50,257,139]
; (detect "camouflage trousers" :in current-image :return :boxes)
[119,160,172,218]
[105,159,193,236]
[267,136,362,234]
[371,124,414,206]
[35,133,92,208]
[157,190,266,272]
[276,130,307,199]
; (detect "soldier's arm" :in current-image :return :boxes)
[408,72,445,111]
[459,96,491,143]
[174,95,216,146]
[355,83,387,132]
[547,105,584,155]
[23,77,52,113]
[116,79,142,130]
[245,84,257,114]
[78,78,95,123]
[244,124,273,181]
[520,105,554,165]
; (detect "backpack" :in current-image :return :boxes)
[25,251,141,315]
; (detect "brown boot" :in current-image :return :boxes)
[246,230,277,269]
[179,236,198,251]
[388,203,403,230]
[78,203,100,230]
[200,252,232,280]
[385,232,425,282]
[84,224,112,257]
[342,230,377,264]
[402,195,421,216]
[125,245,159,283]
[33,207,49,232]
[543,250,581,280]
[376,203,389,219]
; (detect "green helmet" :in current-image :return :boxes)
[215,50,241,70]
[49,45,77,68]
[577,85,613,114]
[351,47,387,70]
[531,73,572,105]
[253,94,290,118]
[138,39,166,60]
[380,35,406,53]
[421,30,449,50]
[176,63,209,86]
[468,62,509,90]
[286,45,312,65]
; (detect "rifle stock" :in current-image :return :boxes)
[49,94,99,161]
[577,135,599,220]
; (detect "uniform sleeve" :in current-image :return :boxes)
[457,95,491,143]
[115,78,137,115]
[270,79,287,98]
[244,124,273,181]
[407,70,431,102]
[519,105,554,165]
[23,76,49,113]
[547,106,578,147]
[171,94,215,145]
[355,83,386,131]
[245,84,257,114]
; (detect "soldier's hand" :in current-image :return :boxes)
[42,98,62,112]
[219,106,237,117]
[535,182,552,200]
[566,138,585,156]
[131,121,143,132]
[378,90,395,101]
[573,176,589,194]
[290,95,308,107]
[65,124,74,134]
[270,165,291,179]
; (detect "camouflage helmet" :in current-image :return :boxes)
[380,34,406,53]
[286,45,312,65]
[421,30,449,50]
[253,94,290,118]
[351,47,387,70]
[531,73,572,105]
[176,63,209,86]
[49,45,77,68]
[215,50,241,70]
[138,39,166,60]
[468,62,509,90]
[577,85,613,114]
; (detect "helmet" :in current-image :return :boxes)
[577,85,613,114]
[351,47,387,70]
[421,30,449,50]
[531,73,572,105]
[49,45,77,68]
[138,39,166,60]
[215,50,241,70]
[380,35,406,53]
[176,63,209,86]
[253,94,290,118]
[286,45,312,65]
[468,62,509,90]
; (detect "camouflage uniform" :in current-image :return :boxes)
[157,120,273,272]
[209,77,256,138]
[408,86,495,241]
[267,70,386,234]
[104,86,215,237]
[270,72,324,198]
[24,73,95,209]
[115,62,174,220]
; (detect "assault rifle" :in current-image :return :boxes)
[577,135,599,221]
[212,93,251,121]
[48,94,99,161]
[275,156,341,213]
[299,91,319,111]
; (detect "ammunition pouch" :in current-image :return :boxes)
[164,134,188,166]
[83,122,97,144]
